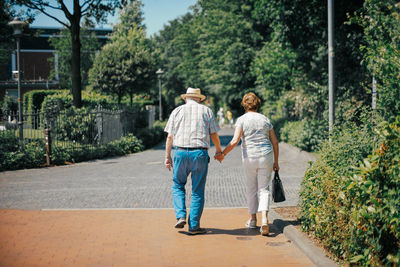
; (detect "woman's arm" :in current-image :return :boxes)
[269,129,280,171]
[221,126,243,157]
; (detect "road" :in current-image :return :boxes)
[0,127,316,210]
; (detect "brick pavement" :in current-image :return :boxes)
[0,127,315,209]
[0,209,314,267]
[0,127,317,266]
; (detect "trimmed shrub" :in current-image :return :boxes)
[135,120,167,149]
[300,117,399,265]
[0,134,46,171]
[23,90,60,114]
[280,119,328,152]
[50,134,144,165]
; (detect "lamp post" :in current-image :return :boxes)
[328,0,335,139]
[8,17,27,141]
[156,69,164,121]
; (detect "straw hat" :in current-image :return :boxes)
[181,87,206,101]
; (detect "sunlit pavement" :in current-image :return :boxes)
[0,126,316,266]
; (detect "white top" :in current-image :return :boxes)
[235,112,273,158]
[164,99,220,148]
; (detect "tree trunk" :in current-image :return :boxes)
[130,92,133,107]
[70,18,82,108]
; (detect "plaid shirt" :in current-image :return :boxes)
[164,99,220,148]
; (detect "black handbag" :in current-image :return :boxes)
[272,171,286,202]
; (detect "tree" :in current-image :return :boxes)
[48,26,101,89]
[153,13,196,114]
[354,0,400,120]
[89,0,154,106]
[0,0,14,81]
[12,0,124,107]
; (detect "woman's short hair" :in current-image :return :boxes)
[241,92,261,111]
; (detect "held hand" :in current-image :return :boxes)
[273,162,280,171]
[214,152,224,163]
[165,156,173,171]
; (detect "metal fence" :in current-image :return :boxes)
[0,106,149,152]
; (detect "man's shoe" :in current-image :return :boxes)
[188,228,207,235]
[245,219,257,229]
[175,218,186,228]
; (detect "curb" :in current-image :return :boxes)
[269,209,338,267]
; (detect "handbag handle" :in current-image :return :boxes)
[274,170,280,180]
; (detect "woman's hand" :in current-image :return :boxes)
[214,152,224,163]
[273,162,280,171]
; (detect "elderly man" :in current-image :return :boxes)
[164,87,223,235]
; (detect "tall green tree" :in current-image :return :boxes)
[48,26,101,89]
[354,0,400,120]
[89,0,155,105]
[0,0,14,81]
[153,12,199,113]
[12,0,124,107]
[251,0,367,122]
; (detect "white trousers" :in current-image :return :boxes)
[242,153,274,214]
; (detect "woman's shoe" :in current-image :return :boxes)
[245,219,257,229]
[260,223,269,236]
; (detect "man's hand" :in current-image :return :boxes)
[165,156,173,171]
[214,152,224,163]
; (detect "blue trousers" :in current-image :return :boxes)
[172,148,209,231]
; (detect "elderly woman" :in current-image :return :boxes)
[220,92,279,236]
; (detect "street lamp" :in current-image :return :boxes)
[156,69,164,121]
[328,0,335,140]
[8,17,27,141]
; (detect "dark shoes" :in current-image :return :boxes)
[188,228,207,235]
[175,218,186,228]
[175,218,206,235]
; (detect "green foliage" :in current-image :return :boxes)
[1,96,17,115]
[51,134,144,165]
[280,119,328,152]
[300,117,400,265]
[251,40,297,102]
[135,120,167,149]
[0,0,13,81]
[55,106,97,144]
[352,0,400,121]
[0,131,145,171]
[0,133,46,171]
[48,27,101,89]
[89,1,155,105]
[23,90,60,113]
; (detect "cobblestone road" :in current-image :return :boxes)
[0,127,315,209]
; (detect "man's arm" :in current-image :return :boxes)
[165,133,174,171]
[210,132,224,162]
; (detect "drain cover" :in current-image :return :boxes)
[266,242,288,246]
[236,237,252,241]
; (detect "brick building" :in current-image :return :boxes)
[0,26,111,100]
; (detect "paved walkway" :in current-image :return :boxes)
[0,127,317,266]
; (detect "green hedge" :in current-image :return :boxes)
[280,119,328,152]
[0,132,46,170]
[50,134,144,165]
[300,118,400,265]
[0,125,166,171]
[135,120,167,149]
[23,90,60,114]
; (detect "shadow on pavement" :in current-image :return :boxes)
[178,224,281,238]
